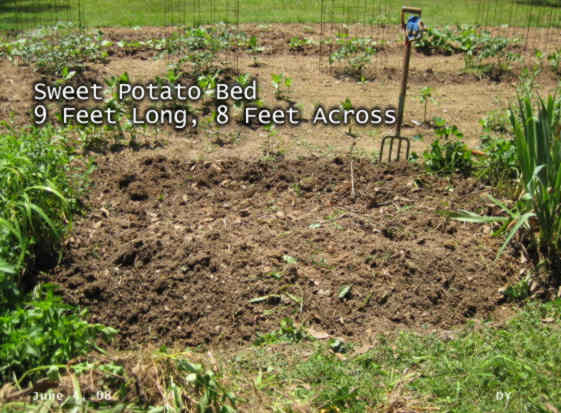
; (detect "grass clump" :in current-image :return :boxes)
[454,94,561,283]
[0,124,88,287]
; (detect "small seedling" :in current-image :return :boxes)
[271,73,292,100]
[289,37,305,51]
[341,98,359,199]
[248,35,264,67]
[338,284,352,300]
[197,70,220,102]
[419,86,436,125]
[55,66,76,85]
[548,49,561,75]
[262,124,281,160]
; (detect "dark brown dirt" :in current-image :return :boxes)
[44,155,523,349]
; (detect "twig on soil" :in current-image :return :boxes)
[349,139,357,200]
[351,158,356,200]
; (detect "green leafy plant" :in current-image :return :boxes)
[423,120,471,175]
[476,135,519,190]
[288,36,311,51]
[153,349,238,413]
[198,70,221,102]
[254,317,308,345]
[0,23,110,77]
[415,25,518,77]
[0,124,89,291]
[415,26,457,55]
[548,49,561,75]
[262,124,283,161]
[424,139,473,176]
[165,25,237,75]
[329,33,376,81]
[433,117,464,140]
[1,285,116,384]
[479,108,511,134]
[271,73,292,100]
[247,35,264,67]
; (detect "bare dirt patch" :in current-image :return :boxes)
[45,154,523,349]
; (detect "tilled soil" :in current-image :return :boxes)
[46,155,523,348]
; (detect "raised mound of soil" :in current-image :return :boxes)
[47,156,521,348]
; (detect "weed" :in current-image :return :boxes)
[224,300,561,412]
[148,348,239,412]
[503,278,531,301]
[254,317,308,345]
[423,138,473,176]
[476,135,519,190]
[480,108,511,134]
[1,285,116,384]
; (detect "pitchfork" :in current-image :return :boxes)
[380,6,424,162]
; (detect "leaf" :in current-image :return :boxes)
[497,211,535,258]
[451,210,508,224]
[308,328,330,340]
[282,255,297,264]
[185,373,198,383]
[338,284,352,299]
[0,258,16,275]
[285,293,302,304]
[249,294,280,304]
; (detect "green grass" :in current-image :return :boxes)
[7,300,561,412]
[1,0,561,30]
[222,300,561,412]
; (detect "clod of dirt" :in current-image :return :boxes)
[127,182,149,201]
[299,176,317,191]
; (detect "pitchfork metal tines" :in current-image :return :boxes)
[380,6,424,163]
